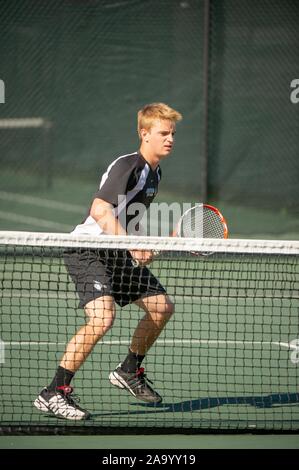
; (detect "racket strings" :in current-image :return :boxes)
[203,208,225,238]
[180,206,225,238]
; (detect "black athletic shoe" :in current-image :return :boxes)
[34,385,90,420]
[109,363,162,404]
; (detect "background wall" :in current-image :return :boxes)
[0,0,298,237]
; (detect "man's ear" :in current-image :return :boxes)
[140,128,149,141]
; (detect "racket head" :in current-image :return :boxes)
[176,203,228,239]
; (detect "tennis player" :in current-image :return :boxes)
[34,103,182,420]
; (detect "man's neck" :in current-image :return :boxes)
[139,145,160,170]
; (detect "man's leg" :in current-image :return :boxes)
[129,293,174,356]
[109,294,174,403]
[59,295,116,372]
[34,295,115,419]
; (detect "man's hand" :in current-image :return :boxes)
[129,249,154,266]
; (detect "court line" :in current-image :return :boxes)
[0,210,72,231]
[3,340,297,349]
[0,190,86,213]
[3,291,297,302]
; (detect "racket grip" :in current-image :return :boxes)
[131,250,160,267]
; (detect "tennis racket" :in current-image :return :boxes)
[174,203,228,239]
[131,204,228,266]
[173,203,228,257]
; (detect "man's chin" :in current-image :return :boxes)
[159,149,172,158]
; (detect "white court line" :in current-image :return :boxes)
[0,191,86,213]
[0,210,71,231]
[3,339,297,349]
[2,291,298,302]
[0,291,241,301]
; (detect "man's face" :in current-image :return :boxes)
[142,119,176,159]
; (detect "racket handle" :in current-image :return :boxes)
[131,250,160,267]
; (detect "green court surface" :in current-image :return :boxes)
[1,178,298,438]
[0,434,299,449]
[1,244,298,434]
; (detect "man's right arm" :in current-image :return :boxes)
[90,198,153,265]
[90,198,127,236]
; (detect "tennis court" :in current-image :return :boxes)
[1,178,298,440]
[1,234,298,436]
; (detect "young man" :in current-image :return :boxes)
[34,103,182,420]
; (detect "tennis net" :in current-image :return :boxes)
[0,231,298,434]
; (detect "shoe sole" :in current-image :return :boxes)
[109,371,162,404]
[33,395,90,421]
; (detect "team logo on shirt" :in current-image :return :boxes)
[93,280,107,291]
[146,187,156,197]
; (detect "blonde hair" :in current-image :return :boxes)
[137,102,182,138]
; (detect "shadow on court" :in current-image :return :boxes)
[93,392,299,417]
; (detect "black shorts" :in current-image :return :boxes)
[64,248,166,308]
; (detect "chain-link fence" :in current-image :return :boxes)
[0,0,298,211]
[208,0,299,210]
[0,0,204,196]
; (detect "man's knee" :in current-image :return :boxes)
[138,294,175,318]
[155,296,175,318]
[163,298,175,317]
[87,314,115,334]
[84,296,116,335]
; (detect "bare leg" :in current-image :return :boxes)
[60,295,116,372]
[130,294,174,355]
[108,294,174,403]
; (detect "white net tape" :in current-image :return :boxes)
[0,231,298,255]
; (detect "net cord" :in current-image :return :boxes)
[0,231,298,255]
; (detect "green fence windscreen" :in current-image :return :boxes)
[208,0,299,210]
[0,0,203,197]
[0,0,298,219]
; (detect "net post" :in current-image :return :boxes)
[201,0,210,203]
